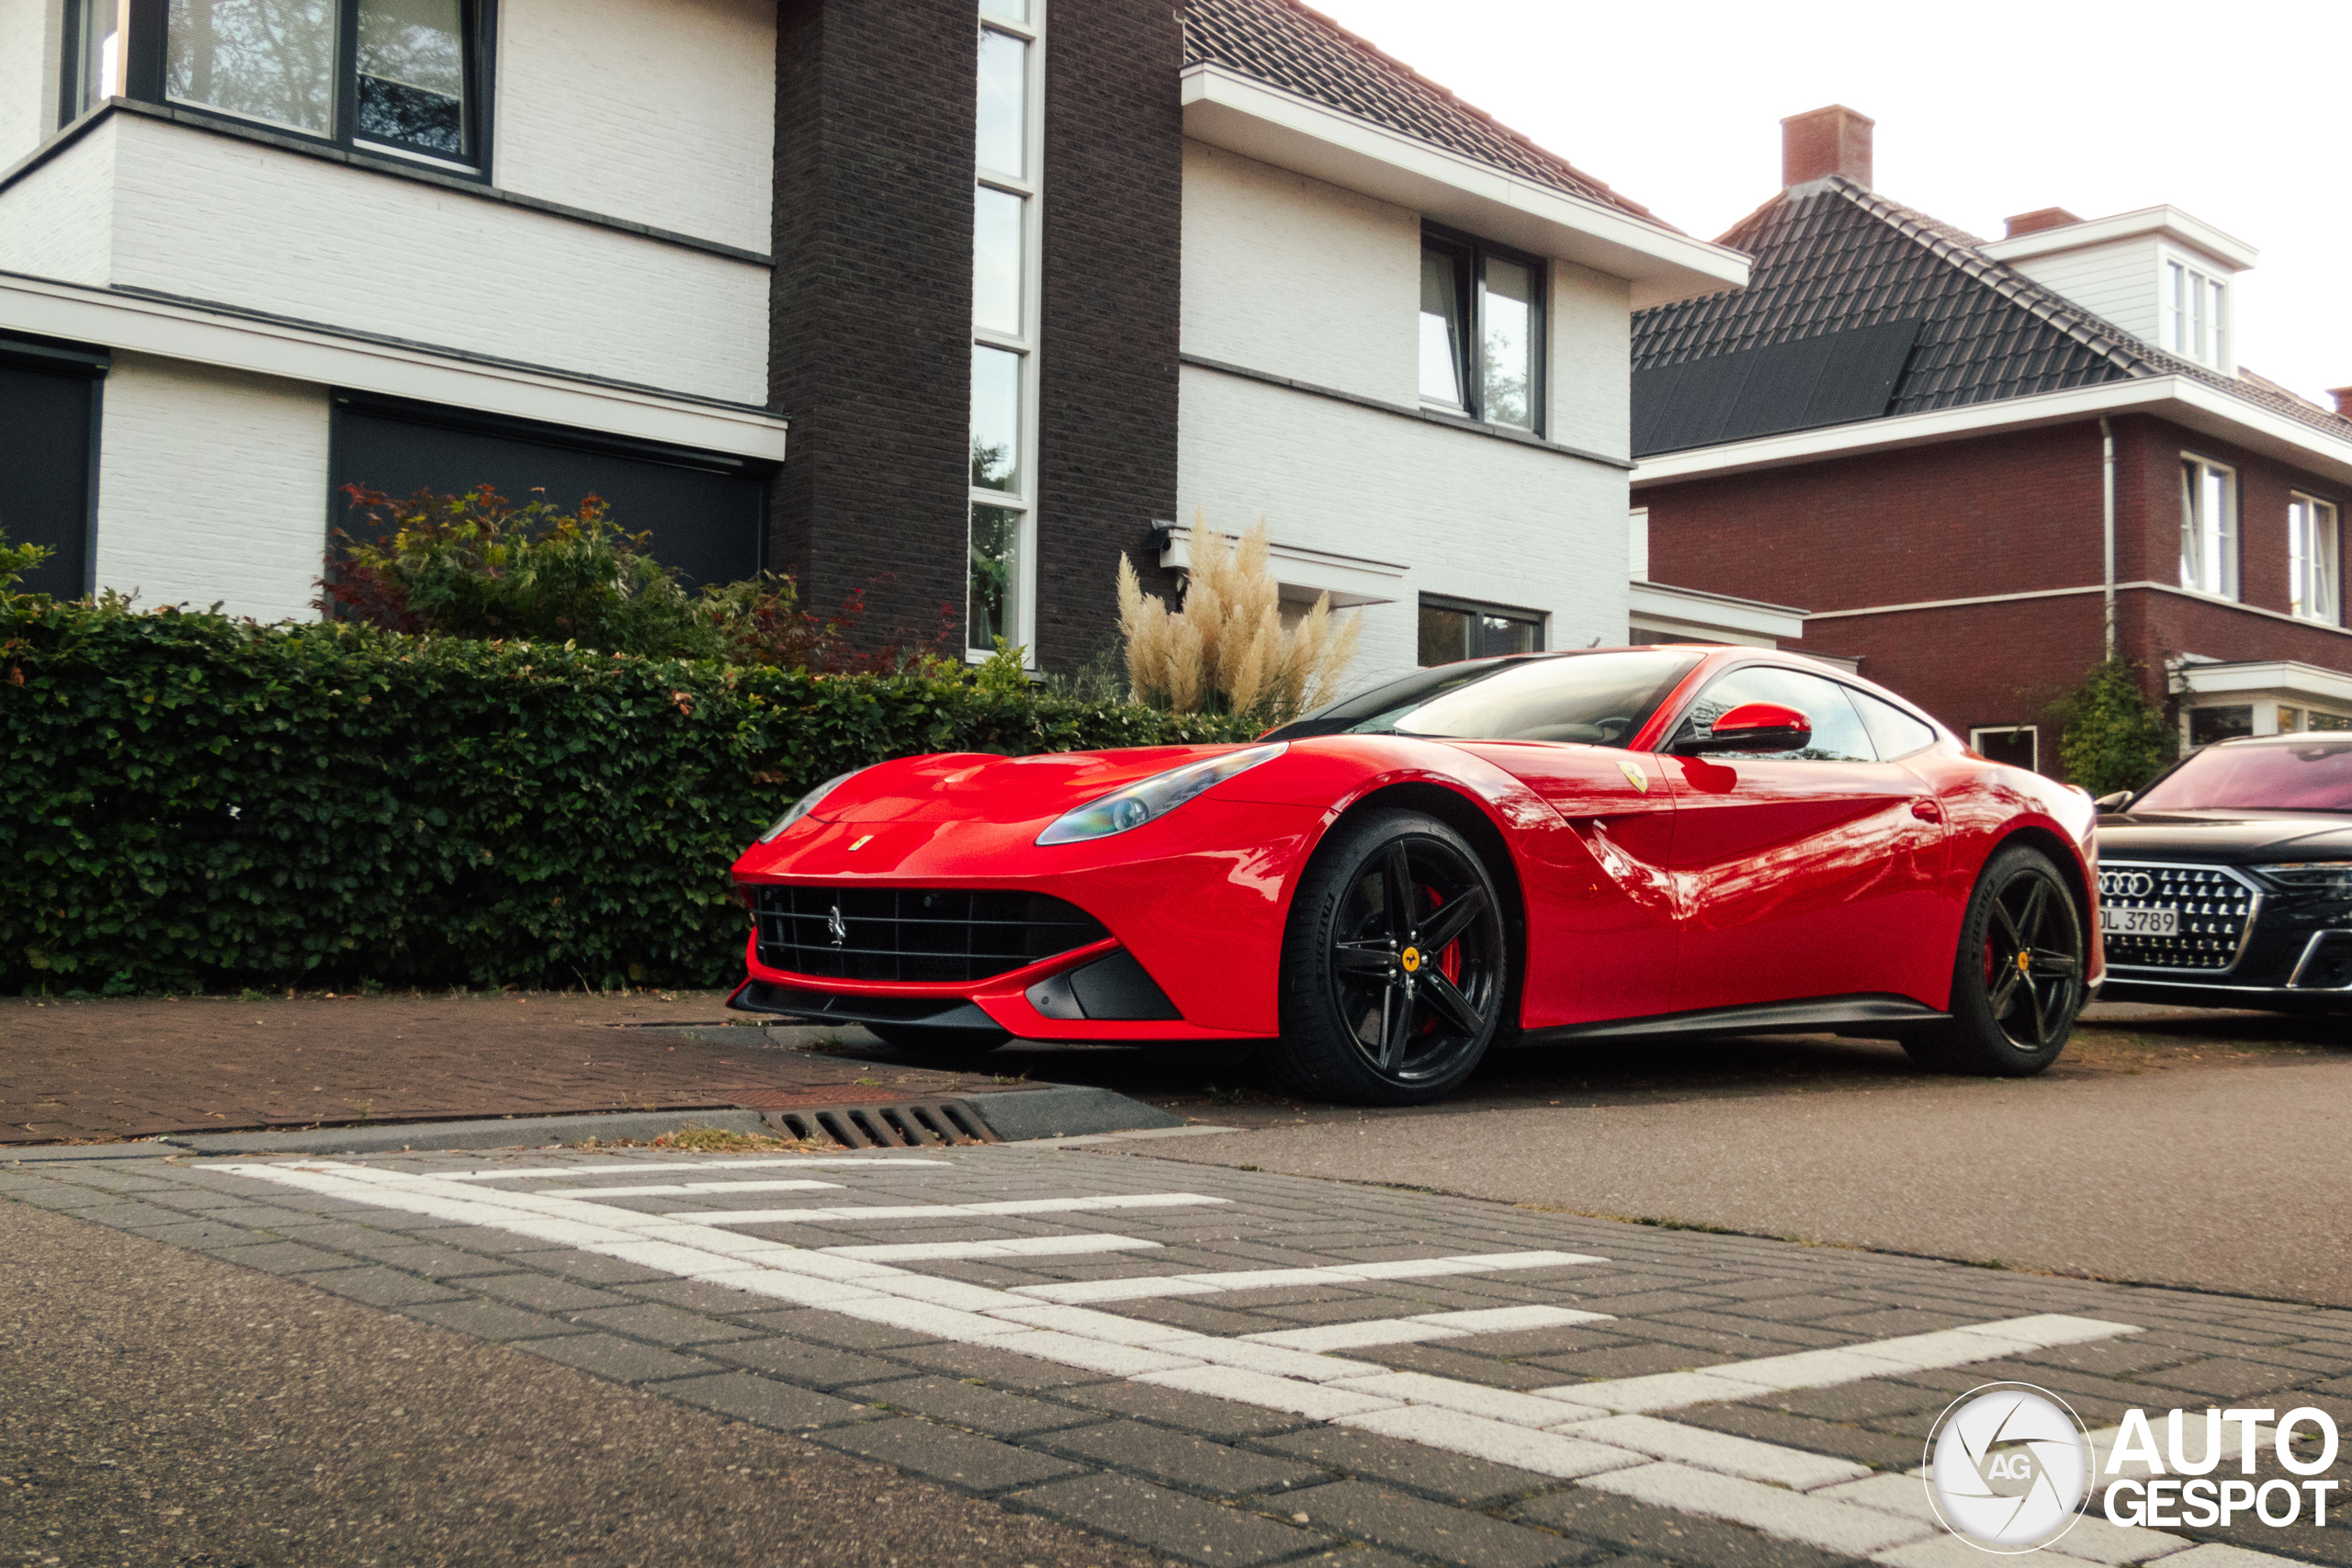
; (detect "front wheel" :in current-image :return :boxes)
[1270,810,1510,1106]
[1904,844,2086,1077]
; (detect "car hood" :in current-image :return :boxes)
[804,746,1251,827]
[2097,809,2352,863]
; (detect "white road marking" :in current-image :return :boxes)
[210,1161,2292,1568]
[1011,1250,1605,1303]
[498,1179,848,1197]
[421,1158,953,1181]
[665,1193,1230,1224]
[1243,1304,1611,1352]
[820,1235,1164,1262]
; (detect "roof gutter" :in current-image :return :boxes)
[1180,65,1750,308]
[1632,375,2352,491]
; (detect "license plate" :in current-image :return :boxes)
[2101,906,2179,937]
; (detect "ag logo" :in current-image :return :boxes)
[1923,1382,2091,1552]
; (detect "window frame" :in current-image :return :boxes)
[1970,725,2039,772]
[967,0,1044,663]
[2289,491,2342,626]
[2158,247,2230,370]
[1417,223,1546,436]
[2179,452,2238,601]
[1416,592,1547,667]
[90,0,498,177]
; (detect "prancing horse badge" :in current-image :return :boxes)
[1617,760,1650,795]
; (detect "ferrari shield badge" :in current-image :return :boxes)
[1617,760,1650,795]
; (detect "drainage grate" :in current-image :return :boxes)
[759,1099,997,1148]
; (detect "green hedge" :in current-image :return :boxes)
[1,600,1258,994]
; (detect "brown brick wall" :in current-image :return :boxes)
[1643,413,2352,776]
[1033,0,1183,671]
[768,0,978,650]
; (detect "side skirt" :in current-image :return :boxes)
[1510,994,1950,1047]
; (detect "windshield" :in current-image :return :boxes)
[1263,650,1702,747]
[2132,741,2352,813]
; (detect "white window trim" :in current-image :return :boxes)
[2179,451,2238,602]
[2289,490,2342,627]
[2155,245,2232,372]
[970,0,1045,664]
[1970,725,2038,770]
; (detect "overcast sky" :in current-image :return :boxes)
[1312,0,2349,406]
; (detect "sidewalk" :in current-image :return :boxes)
[0,993,1011,1144]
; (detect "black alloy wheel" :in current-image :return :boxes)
[1905,844,2086,1076]
[1272,809,1510,1105]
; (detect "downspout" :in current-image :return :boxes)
[2098,416,2117,659]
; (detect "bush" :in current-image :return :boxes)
[2054,656,2176,795]
[1118,517,1360,721]
[0,597,1260,995]
[323,485,952,671]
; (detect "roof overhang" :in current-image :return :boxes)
[1632,376,2352,492]
[1159,524,1402,608]
[1181,64,1749,310]
[1628,579,1807,644]
[1980,205,2257,273]
[2172,660,2352,707]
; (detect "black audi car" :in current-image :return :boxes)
[2093,733,2352,1010]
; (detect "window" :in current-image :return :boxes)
[967,0,1042,658]
[1853,690,1939,759]
[1971,726,2038,772]
[159,0,487,168]
[2290,493,2341,626]
[2161,255,2228,367]
[329,393,768,590]
[1266,649,1701,748]
[1669,665,1876,761]
[0,338,106,599]
[61,0,121,121]
[2187,705,2254,749]
[1418,595,1544,666]
[1418,230,1544,433]
[2278,706,2352,734]
[2179,456,2237,599]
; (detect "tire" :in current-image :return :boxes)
[1903,844,2087,1077]
[862,1021,1011,1061]
[1270,809,1510,1106]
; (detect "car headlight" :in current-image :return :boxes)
[757,770,862,843]
[1037,744,1286,846]
[2256,861,2352,897]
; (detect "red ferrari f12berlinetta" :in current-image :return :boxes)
[729,647,2099,1104]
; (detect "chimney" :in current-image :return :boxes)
[2331,389,2352,420]
[2004,208,2084,239]
[1781,105,1872,191]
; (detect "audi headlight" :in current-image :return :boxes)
[1037,744,1286,846]
[758,770,862,843]
[2256,861,2352,897]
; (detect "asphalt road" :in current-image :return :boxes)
[1108,1011,2352,1308]
[826,1004,2352,1307]
[0,1201,1168,1568]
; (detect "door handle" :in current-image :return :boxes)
[1910,797,1945,823]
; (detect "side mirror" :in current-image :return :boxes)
[1679,702,1814,756]
[2094,790,2134,813]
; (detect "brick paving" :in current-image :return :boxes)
[7,1145,2349,1568]
[0,993,1006,1143]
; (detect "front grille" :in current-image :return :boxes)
[2100,861,2261,972]
[752,886,1109,983]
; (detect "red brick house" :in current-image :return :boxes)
[1630,107,2352,775]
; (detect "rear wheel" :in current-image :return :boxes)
[1271,810,1510,1105]
[1904,844,2086,1077]
[862,1021,1011,1062]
